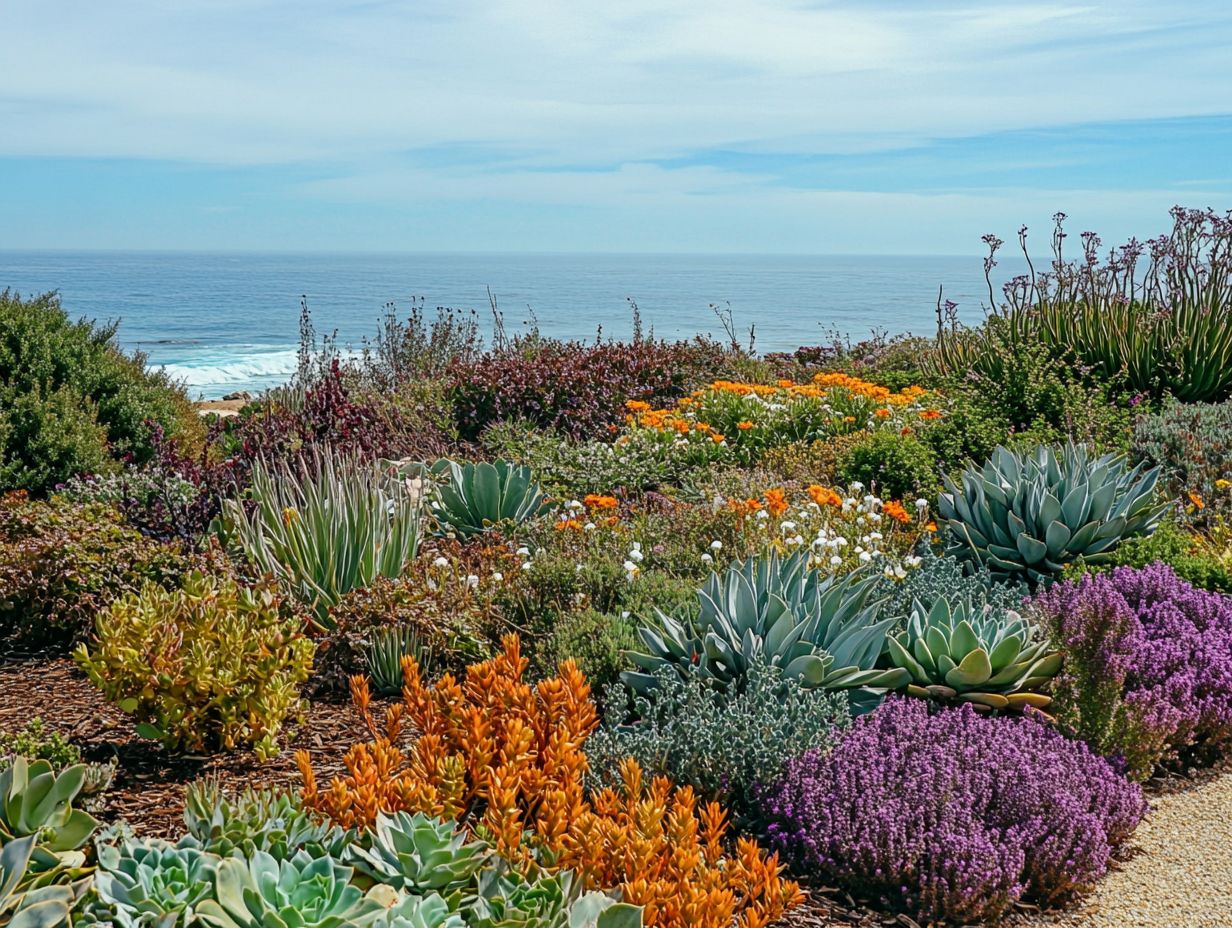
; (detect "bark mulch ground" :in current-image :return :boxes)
[0,654,374,839]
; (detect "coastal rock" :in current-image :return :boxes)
[222,391,252,401]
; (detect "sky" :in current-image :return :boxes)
[2,1,1231,254]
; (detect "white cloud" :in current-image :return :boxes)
[2,1,1230,165]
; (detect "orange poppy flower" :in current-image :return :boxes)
[764,488,789,517]
[883,500,911,524]
[920,409,943,420]
[737,421,755,431]
[583,494,618,510]
[1189,491,1206,510]
[807,485,843,508]
[874,408,892,418]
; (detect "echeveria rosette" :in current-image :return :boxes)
[346,811,489,899]
[938,442,1166,586]
[885,596,1060,711]
[1031,562,1232,780]
[87,839,219,928]
[197,850,385,928]
[756,698,1146,925]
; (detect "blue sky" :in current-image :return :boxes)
[2,1,1231,254]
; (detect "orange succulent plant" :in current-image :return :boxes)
[296,636,801,928]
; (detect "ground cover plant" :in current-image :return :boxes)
[7,209,1232,927]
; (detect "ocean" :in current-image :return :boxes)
[0,251,1021,399]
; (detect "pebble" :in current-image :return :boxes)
[1032,769,1232,928]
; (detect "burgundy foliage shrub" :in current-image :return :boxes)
[757,698,1146,925]
[1031,563,1232,780]
[448,338,730,440]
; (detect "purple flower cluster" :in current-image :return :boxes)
[1031,563,1232,779]
[757,698,1146,925]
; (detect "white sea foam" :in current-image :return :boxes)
[159,347,301,396]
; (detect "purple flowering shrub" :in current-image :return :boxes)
[757,698,1146,925]
[1031,563,1232,781]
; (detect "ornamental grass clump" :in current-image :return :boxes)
[757,698,1146,926]
[1030,563,1232,780]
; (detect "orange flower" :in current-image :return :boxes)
[900,427,914,436]
[926,520,938,533]
[625,399,651,412]
[1189,491,1206,510]
[737,421,755,431]
[842,416,857,423]
[711,433,726,444]
[920,409,943,420]
[874,408,892,418]
[764,488,788,517]
[883,500,911,524]
[554,518,584,531]
[807,485,843,508]
[584,494,619,510]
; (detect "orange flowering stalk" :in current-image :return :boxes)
[882,500,912,524]
[807,485,843,508]
[296,636,801,928]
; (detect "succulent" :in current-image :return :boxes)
[374,893,465,928]
[220,450,423,629]
[182,780,348,862]
[623,551,909,707]
[429,459,549,538]
[347,812,489,900]
[366,627,430,697]
[471,871,641,928]
[938,442,1167,586]
[197,850,384,928]
[1,835,89,928]
[88,838,219,928]
[885,597,1061,711]
[0,759,98,866]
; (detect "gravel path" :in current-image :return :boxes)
[1032,768,1232,928]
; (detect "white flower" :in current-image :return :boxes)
[755,510,769,520]
[915,498,929,510]
[905,555,922,569]
[516,546,530,556]
[466,574,479,588]
[568,499,583,510]
[621,611,631,619]
[432,556,449,568]
[584,522,596,531]
[830,555,843,566]
[850,481,865,491]
[701,553,713,563]
[628,549,644,563]
[491,572,504,582]
[780,521,797,532]
[859,551,872,563]
[623,560,637,572]
[521,562,532,571]
[710,540,723,550]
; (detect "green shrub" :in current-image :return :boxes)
[317,560,495,695]
[1132,398,1232,525]
[759,432,869,485]
[534,608,638,694]
[1061,515,1232,593]
[587,660,850,815]
[0,719,78,772]
[835,430,938,501]
[75,573,314,759]
[0,290,202,494]
[0,493,198,647]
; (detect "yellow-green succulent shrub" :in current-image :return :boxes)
[74,573,314,760]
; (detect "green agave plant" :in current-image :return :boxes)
[346,812,489,900]
[182,780,348,863]
[428,459,549,539]
[623,551,909,708]
[885,597,1061,711]
[197,850,384,928]
[0,835,88,928]
[87,839,218,928]
[938,442,1167,586]
[471,871,641,928]
[220,450,422,629]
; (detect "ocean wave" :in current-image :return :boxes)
[159,347,301,395]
